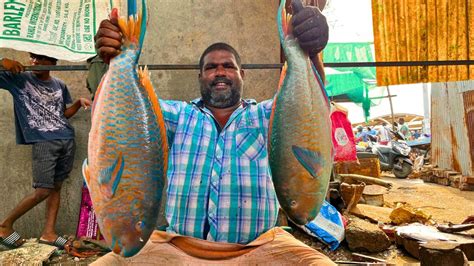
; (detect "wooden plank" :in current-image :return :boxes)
[339,174,393,188]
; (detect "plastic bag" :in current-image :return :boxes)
[298,200,345,250]
[75,182,104,240]
[331,107,357,162]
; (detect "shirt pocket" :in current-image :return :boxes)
[235,128,266,161]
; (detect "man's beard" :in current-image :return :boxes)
[200,77,242,108]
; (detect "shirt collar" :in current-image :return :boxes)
[191,98,257,109]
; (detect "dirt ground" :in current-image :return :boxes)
[383,175,474,224]
[41,173,474,265]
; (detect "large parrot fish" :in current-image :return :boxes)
[82,0,168,257]
[269,0,333,225]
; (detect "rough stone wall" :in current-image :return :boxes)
[0,1,280,238]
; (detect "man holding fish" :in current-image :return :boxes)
[91,0,335,264]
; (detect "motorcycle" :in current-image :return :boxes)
[357,131,413,179]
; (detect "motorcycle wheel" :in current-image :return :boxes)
[393,161,413,179]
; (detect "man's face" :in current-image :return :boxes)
[30,54,56,75]
[199,50,245,108]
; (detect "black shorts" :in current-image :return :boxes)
[32,139,76,189]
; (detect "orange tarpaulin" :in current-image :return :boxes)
[372,0,474,86]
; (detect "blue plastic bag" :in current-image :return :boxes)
[298,200,345,250]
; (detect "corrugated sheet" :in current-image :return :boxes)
[432,80,474,176]
[464,90,474,164]
[372,0,474,86]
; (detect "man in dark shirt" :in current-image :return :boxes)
[0,53,91,249]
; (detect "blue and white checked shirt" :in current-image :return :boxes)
[160,98,279,244]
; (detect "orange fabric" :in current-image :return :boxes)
[372,0,474,85]
[91,227,336,265]
[148,228,275,260]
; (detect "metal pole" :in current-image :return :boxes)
[422,83,431,135]
[387,85,395,129]
[1,60,474,72]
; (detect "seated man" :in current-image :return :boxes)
[92,1,335,265]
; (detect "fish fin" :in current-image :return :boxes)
[82,159,91,188]
[310,61,330,109]
[99,152,125,199]
[138,66,169,158]
[268,62,288,151]
[91,72,108,115]
[292,145,324,178]
[278,62,288,90]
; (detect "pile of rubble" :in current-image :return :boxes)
[289,171,474,265]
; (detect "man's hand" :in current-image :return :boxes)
[94,8,122,64]
[1,58,25,74]
[291,0,329,55]
[80,98,92,110]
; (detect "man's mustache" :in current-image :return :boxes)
[211,77,232,86]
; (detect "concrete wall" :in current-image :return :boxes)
[0,1,280,238]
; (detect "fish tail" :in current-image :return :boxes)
[277,0,292,42]
[117,14,140,45]
[118,0,147,54]
[127,0,137,17]
[138,66,169,163]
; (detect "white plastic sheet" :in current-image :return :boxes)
[0,0,110,62]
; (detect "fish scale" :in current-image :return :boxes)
[83,0,168,258]
[269,0,332,225]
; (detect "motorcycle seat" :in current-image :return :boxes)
[374,145,392,153]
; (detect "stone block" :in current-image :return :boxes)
[459,176,474,191]
[423,175,437,183]
[345,217,391,253]
[432,168,445,177]
[449,175,461,188]
[443,170,460,179]
[437,176,449,186]
[461,176,474,184]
